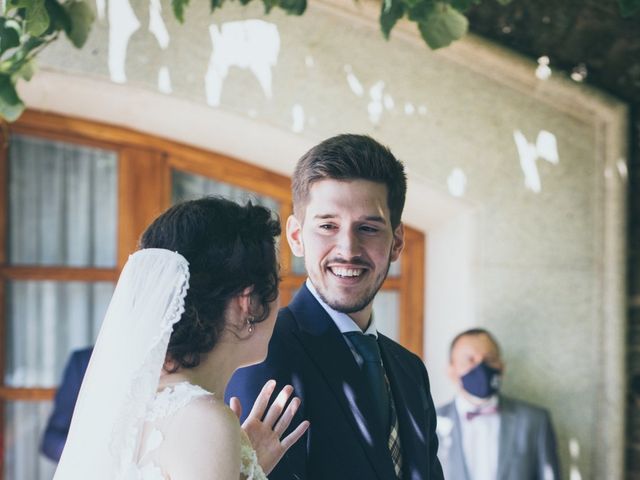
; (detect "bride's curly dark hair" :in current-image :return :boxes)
[139,196,281,371]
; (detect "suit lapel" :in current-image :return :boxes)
[378,336,428,479]
[288,286,397,480]
[443,402,472,480]
[497,397,517,480]
[438,401,471,480]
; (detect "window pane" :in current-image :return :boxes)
[172,170,280,213]
[291,256,306,275]
[5,281,114,387]
[373,290,400,341]
[4,400,57,480]
[8,134,118,267]
[388,258,401,277]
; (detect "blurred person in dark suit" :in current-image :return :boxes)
[41,347,93,462]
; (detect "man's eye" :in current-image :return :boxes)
[360,225,379,233]
[319,224,335,230]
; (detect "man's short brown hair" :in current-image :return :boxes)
[292,134,407,229]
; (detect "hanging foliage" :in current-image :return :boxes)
[0,0,94,121]
[0,0,522,122]
[2,0,639,122]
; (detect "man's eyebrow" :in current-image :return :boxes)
[312,214,388,224]
[362,215,387,224]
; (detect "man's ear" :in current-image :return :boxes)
[390,223,405,262]
[286,215,304,257]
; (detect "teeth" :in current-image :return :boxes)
[331,267,363,278]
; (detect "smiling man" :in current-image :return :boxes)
[227,134,443,480]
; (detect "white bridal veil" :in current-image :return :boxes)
[54,249,190,479]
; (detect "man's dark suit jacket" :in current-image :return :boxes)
[41,347,93,462]
[226,284,443,480]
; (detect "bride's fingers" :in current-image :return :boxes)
[262,384,294,428]
[273,396,301,436]
[280,420,310,451]
[229,397,242,420]
[246,380,276,421]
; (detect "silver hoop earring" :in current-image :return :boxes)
[247,316,255,334]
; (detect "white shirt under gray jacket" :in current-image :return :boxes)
[436,395,561,480]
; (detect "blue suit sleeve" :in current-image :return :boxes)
[226,328,309,480]
[40,349,91,462]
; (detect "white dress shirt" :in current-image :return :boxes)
[455,394,501,480]
[306,279,378,366]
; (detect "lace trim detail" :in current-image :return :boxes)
[110,253,190,478]
[146,382,212,421]
[240,431,268,480]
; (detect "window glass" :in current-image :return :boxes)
[172,170,280,213]
[8,135,118,267]
[4,400,57,480]
[372,290,400,340]
[5,281,114,387]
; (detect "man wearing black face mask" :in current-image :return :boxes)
[435,328,561,480]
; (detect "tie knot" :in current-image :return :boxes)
[345,332,382,364]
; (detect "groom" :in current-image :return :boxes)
[227,134,443,480]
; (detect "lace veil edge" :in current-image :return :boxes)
[54,248,190,480]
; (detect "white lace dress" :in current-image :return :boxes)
[132,382,267,480]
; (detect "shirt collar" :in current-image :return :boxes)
[455,393,499,415]
[305,279,378,337]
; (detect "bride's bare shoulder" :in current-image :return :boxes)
[161,394,241,478]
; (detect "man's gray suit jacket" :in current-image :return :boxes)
[436,395,560,480]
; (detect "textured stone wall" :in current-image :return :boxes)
[627,107,640,480]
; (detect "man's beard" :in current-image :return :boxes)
[316,256,392,314]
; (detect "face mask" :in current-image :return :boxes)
[461,361,501,399]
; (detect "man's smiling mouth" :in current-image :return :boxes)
[329,266,365,278]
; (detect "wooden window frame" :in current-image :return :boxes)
[0,110,426,475]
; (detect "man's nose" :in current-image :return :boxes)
[335,228,361,257]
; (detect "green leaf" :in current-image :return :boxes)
[64,1,94,48]
[261,0,277,14]
[618,0,640,17]
[495,0,512,5]
[172,0,189,23]
[278,0,306,15]
[0,18,21,52]
[407,0,435,22]
[24,0,51,37]
[210,0,225,12]
[380,0,405,39]
[238,0,251,6]
[46,0,72,33]
[13,57,36,81]
[418,2,468,49]
[0,74,24,122]
[450,0,480,12]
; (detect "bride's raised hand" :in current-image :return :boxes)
[229,379,310,475]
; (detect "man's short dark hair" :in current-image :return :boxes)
[449,328,501,361]
[292,134,407,229]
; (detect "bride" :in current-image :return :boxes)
[54,197,309,479]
